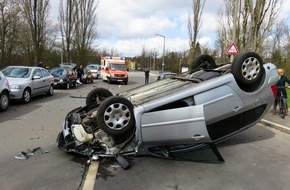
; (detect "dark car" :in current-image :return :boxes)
[49,67,77,89]
[157,72,177,80]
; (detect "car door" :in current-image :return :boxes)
[41,69,52,91]
[194,85,245,141]
[140,105,211,146]
[31,68,44,95]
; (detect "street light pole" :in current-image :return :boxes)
[156,34,165,73]
[230,0,239,63]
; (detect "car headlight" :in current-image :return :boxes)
[60,79,63,82]
[10,84,21,89]
[110,74,114,77]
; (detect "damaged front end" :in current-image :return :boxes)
[56,103,137,161]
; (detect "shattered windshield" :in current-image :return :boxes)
[110,64,126,71]
[2,67,32,78]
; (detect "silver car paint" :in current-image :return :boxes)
[120,63,277,155]
[3,66,54,100]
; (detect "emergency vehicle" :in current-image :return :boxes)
[101,57,128,84]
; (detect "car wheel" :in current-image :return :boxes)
[0,92,9,111]
[231,52,265,92]
[191,55,217,71]
[97,96,135,136]
[47,85,54,96]
[73,81,77,87]
[124,81,128,85]
[22,88,31,103]
[86,88,113,105]
[108,78,111,84]
[66,82,70,90]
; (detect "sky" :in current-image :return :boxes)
[49,0,290,57]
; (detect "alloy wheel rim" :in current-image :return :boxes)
[241,57,260,80]
[103,103,131,130]
[1,94,8,109]
[24,91,30,102]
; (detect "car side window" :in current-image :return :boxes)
[33,69,42,78]
[41,69,50,77]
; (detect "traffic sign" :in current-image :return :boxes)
[227,42,239,55]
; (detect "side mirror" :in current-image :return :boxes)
[33,76,41,80]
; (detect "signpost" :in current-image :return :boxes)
[227,42,239,55]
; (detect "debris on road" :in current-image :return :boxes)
[15,147,49,160]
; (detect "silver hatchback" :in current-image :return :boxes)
[2,66,54,103]
[0,71,9,111]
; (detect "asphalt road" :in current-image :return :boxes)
[1,72,290,190]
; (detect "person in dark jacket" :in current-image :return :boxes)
[272,68,290,114]
[144,68,150,84]
[76,65,84,84]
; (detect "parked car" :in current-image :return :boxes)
[82,68,93,84]
[49,67,77,89]
[157,72,177,80]
[0,71,9,111]
[86,64,101,79]
[57,52,278,168]
[2,66,54,103]
[59,62,77,69]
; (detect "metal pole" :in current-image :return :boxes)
[230,0,239,63]
[156,34,165,73]
[61,51,63,64]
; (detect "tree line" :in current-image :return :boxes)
[0,0,99,68]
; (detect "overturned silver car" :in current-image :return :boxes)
[57,52,278,168]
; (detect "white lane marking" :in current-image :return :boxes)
[82,161,99,190]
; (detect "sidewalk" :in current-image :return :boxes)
[260,110,290,134]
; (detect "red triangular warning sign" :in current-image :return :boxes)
[227,43,239,55]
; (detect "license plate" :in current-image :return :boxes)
[117,80,123,81]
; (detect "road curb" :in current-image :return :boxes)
[260,119,290,134]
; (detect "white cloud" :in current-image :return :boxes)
[49,0,290,57]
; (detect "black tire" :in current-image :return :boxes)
[47,85,54,96]
[97,96,135,136]
[86,88,113,105]
[279,98,286,119]
[22,88,31,103]
[191,55,217,71]
[124,81,128,85]
[108,78,111,84]
[65,82,70,90]
[0,91,9,111]
[73,81,77,87]
[231,52,265,92]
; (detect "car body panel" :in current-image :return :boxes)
[141,105,210,146]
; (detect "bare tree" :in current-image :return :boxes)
[21,0,49,65]
[216,0,282,56]
[187,0,206,64]
[59,0,77,63]
[0,0,20,66]
[73,0,98,65]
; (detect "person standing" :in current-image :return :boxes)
[144,68,150,84]
[77,65,84,84]
[272,68,290,114]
